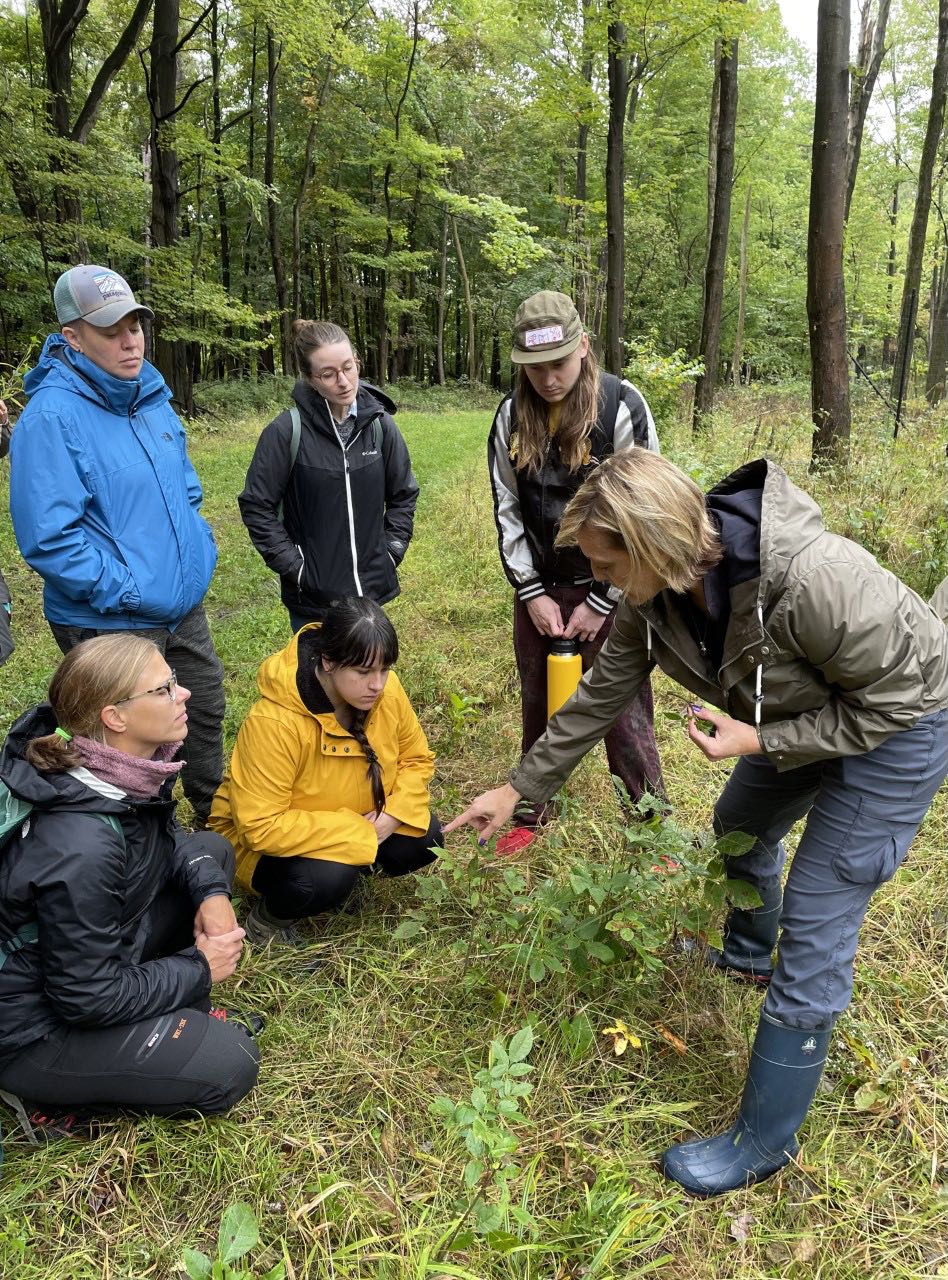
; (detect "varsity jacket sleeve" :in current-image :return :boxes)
[32,815,211,1026]
[584,380,662,617]
[383,679,435,835]
[237,411,306,580]
[510,601,654,801]
[380,417,419,566]
[757,561,943,770]
[223,710,379,864]
[488,396,545,603]
[9,409,141,614]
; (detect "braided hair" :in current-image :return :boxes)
[311,598,399,815]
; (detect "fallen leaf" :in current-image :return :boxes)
[656,1024,688,1056]
[729,1209,755,1242]
[602,1018,642,1056]
[792,1235,819,1262]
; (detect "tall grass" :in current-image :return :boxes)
[0,388,944,1279]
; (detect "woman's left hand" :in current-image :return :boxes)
[364,810,400,844]
[563,602,607,643]
[686,706,761,760]
[194,893,239,939]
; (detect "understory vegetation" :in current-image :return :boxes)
[0,385,944,1279]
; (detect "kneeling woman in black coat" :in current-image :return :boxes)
[0,635,260,1121]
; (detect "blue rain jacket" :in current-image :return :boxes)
[10,335,217,629]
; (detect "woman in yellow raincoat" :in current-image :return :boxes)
[210,598,439,945]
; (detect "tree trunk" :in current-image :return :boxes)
[926,246,948,403]
[605,9,628,375]
[450,216,475,383]
[705,39,722,263]
[149,0,192,412]
[434,206,448,385]
[882,183,899,367]
[574,0,594,321]
[846,0,891,220]
[890,0,948,403]
[731,183,752,386]
[265,29,292,374]
[808,0,851,468]
[693,27,740,429]
[210,0,231,295]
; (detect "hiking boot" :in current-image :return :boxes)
[208,1007,267,1036]
[244,899,306,948]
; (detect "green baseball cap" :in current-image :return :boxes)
[510,291,584,364]
[54,264,154,328]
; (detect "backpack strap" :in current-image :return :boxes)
[599,373,622,444]
[278,406,302,522]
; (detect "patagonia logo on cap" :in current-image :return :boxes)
[524,324,564,348]
[93,272,128,301]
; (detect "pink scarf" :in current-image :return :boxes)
[72,736,183,800]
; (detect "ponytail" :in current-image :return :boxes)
[24,731,84,773]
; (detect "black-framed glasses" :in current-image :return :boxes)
[115,671,178,705]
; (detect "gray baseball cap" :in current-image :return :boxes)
[54,265,154,328]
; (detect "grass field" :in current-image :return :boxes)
[0,385,945,1279]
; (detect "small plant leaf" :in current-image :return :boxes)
[218,1203,258,1265]
[508,1026,534,1062]
[182,1248,213,1280]
[392,920,424,941]
[716,830,757,857]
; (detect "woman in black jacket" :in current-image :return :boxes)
[0,635,260,1122]
[239,320,419,633]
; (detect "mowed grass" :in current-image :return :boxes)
[0,388,944,1278]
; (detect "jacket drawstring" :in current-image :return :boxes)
[754,603,764,727]
[646,621,653,663]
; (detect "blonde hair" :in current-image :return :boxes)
[292,319,356,377]
[513,344,601,474]
[25,634,162,772]
[556,450,721,593]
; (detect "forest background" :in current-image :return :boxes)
[0,0,946,442]
[0,0,947,1276]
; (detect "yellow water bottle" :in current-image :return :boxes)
[547,637,583,718]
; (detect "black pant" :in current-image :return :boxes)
[252,815,443,920]
[0,832,259,1116]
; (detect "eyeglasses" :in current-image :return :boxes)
[115,671,178,705]
[309,359,360,386]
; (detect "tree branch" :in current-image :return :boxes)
[72,0,154,143]
[173,0,214,55]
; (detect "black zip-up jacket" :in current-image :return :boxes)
[488,374,659,616]
[239,380,419,619]
[0,705,230,1054]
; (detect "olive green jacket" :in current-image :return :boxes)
[511,459,948,801]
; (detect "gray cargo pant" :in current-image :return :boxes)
[714,709,948,1030]
[49,603,225,824]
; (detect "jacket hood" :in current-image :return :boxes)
[708,458,826,599]
[291,378,398,437]
[255,625,333,717]
[0,704,128,814]
[23,333,171,417]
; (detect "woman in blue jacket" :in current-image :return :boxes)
[9,265,224,824]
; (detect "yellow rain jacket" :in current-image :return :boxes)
[209,626,435,886]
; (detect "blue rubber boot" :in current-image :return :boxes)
[660,1012,831,1197]
[705,879,782,985]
